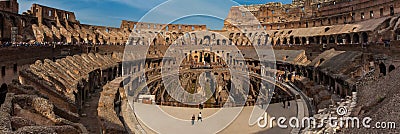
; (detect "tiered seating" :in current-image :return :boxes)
[26,53,122,103]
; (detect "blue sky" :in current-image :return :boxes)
[19,0,291,29]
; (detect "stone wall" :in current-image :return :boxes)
[0,45,84,84]
[97,77,126,133]
[0,0,18,14]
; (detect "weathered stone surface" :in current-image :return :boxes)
[0,111,12,133]
[0,93,87,134]
[98,78,126,133]
[10,117,37,130]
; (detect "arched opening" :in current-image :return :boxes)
[289,36,294,44]
[389,65,395,73]
[344,34,351,44]
[329,36,335,44]
[309,37,315,44]
[353,33,360,44]
[379,62,387,76]
[337,35,343,44]
[276,38,281,45]
[204,53,211,64]
[265,34,270,45]
[0,83,7,106]
[270,38,275,45]
[321,36,328,44]
[302,37,307,45]
[10,16,17,27]
[295,37,301,44]
[153,38,157,45]
[13,64,17,74]
[362,32,368,43]
[316,36,321,44]
[283,38,288,45]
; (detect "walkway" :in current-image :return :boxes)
[79,90,101,133]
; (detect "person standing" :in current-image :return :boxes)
[192,114,196,125]
[282,99,286,108]
[287,101,291,109]
[198,112,202,122]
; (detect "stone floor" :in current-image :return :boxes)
[79,90,101,134]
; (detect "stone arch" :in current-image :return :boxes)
[283,38,288,45]
[353,33,360,44]
[337,35,343,44]
[9,16,18,27]
[295,37,301,44]
[301,37,307,45]
[321,36,328,44]
[329,36,335,44]
[0,83,7,106]
[344,34,351,44]
[204,35,211,45]
[276,38,281,45]
[389,65,395,73]
[361,32,368,43]
[270,38,275,45]
[289,36,294,44]
[379,62,387,76]
[316,36,321,44]
[309,37,315,44]
[265,34,270,45]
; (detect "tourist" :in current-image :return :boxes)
[282,99,286,108]
[191,114,195,125]
[198,112,202,122]
[287,101,290,109]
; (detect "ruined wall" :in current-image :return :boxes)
[0,0,18,13]
[225,0,400,31]
[0,45,84,84]
[0,93,87,133]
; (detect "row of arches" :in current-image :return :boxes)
[379,63,396,76]
[271,32,369,45]
[0,12,38,42]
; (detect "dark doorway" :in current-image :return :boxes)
[0,83,7,106]
[329,36,335,44]
[302,37,307,45]
[277,39,281,45]
[13,64,17,74]
[1,66,5,76]
[362,32,368,43]
[390,6,394,16]
[322,36,328,44]
[353,33,360,44]
[379,62,387,76]
[345,34,351,44]
[204,53,211,64]
[309,37,315,44]
[389,65,395,73]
